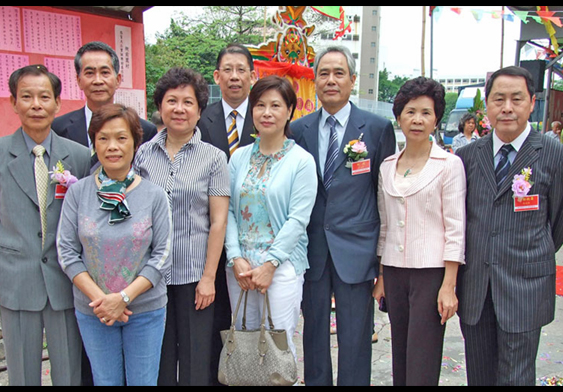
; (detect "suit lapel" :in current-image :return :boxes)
[203,103,230,155]
[8,129,40,206]
[301,111,322,178]
[475,136,498,195]
[402,144,447,197]
[381,144,448,198]
[496,130,542,198]
[337,105,366,170]
[48,133,71,208]
[68,108,89,147]
[239,105,256,148]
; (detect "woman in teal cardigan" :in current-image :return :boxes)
[224,76,317,359]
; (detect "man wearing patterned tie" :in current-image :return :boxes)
[291,46,396,386]
[0,65,91,385]
[456,66,563,386]
[197,43,257,385]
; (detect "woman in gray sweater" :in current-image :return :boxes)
[57,104,172,386]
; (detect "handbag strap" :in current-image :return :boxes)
[231,290,276,330]
[227,290,279,364]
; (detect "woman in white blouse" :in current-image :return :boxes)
[373,77,466,386]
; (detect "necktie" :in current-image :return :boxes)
[228,110,240,156]
[324,116,339,190]
[33,145,49,249]
[495,144,514,187]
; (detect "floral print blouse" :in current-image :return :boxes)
[237,139,295,267]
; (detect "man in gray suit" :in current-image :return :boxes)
[291,46,396,386]
[0,65,91,385]
[456,66,563,386]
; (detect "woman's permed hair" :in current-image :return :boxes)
[153,67,209,113]
[393,77,446,125]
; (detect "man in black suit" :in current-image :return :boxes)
[456,66,563,386]
[197,43,256,386]
[51,41,157,386]
[53,41,157,170]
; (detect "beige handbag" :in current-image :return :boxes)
[218,290,298,386]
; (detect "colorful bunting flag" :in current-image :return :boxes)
[537,6,560,55]
[310,6,352,40]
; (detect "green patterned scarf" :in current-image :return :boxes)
[97,167,136,225]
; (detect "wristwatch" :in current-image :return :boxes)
[268,260,280,268]
[120,290,130,305]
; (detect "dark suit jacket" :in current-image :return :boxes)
[456,130,563,333]
[291,103,397,284]
[0,129,91,312]
[198,101,255,160]
[52,107,158,166]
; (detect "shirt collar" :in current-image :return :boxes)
[493,123,531,156]
[222,98,249,121]
[320,102,352,128]
[22,130,52,158]
[155,128,202,148]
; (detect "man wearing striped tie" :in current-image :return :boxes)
[456,66,563,386]
[197,43,257,386]
[291,46,396,386]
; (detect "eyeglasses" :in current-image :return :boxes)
[219,67,250,75]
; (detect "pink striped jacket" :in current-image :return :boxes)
[377,142,466,269]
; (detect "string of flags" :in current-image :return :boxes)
[430,6,563,27]
[430,6,561,55]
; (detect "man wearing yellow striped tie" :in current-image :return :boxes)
[197,43,258,386]
[227,110,240,156]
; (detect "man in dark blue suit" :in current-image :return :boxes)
[52,41,157,171]
[291,46,396,386]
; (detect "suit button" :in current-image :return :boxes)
[42,257,48,264]
[38,232,43,238]
[325,224,330,231]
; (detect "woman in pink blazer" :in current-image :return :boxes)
[373,77,466,386]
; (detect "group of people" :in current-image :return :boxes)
[0,38,562,388]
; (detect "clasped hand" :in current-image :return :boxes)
[90,293,132,326]
[233,258,275,294]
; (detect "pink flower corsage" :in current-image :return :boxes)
[512,167,533,200]
[50,161,78,188]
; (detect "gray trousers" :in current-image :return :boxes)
[460,286,541,386]
[0,302,82,386]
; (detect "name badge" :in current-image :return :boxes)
[55,184,68,200]
[514,195,539,212]
[352,159,371,176]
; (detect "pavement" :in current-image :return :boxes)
[1,250,562,386]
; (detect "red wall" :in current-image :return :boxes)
[0,6,147,137]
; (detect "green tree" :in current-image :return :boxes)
[145,6,272,115]
[378,69,409,103]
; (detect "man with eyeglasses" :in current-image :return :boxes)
[197,43,257,386]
